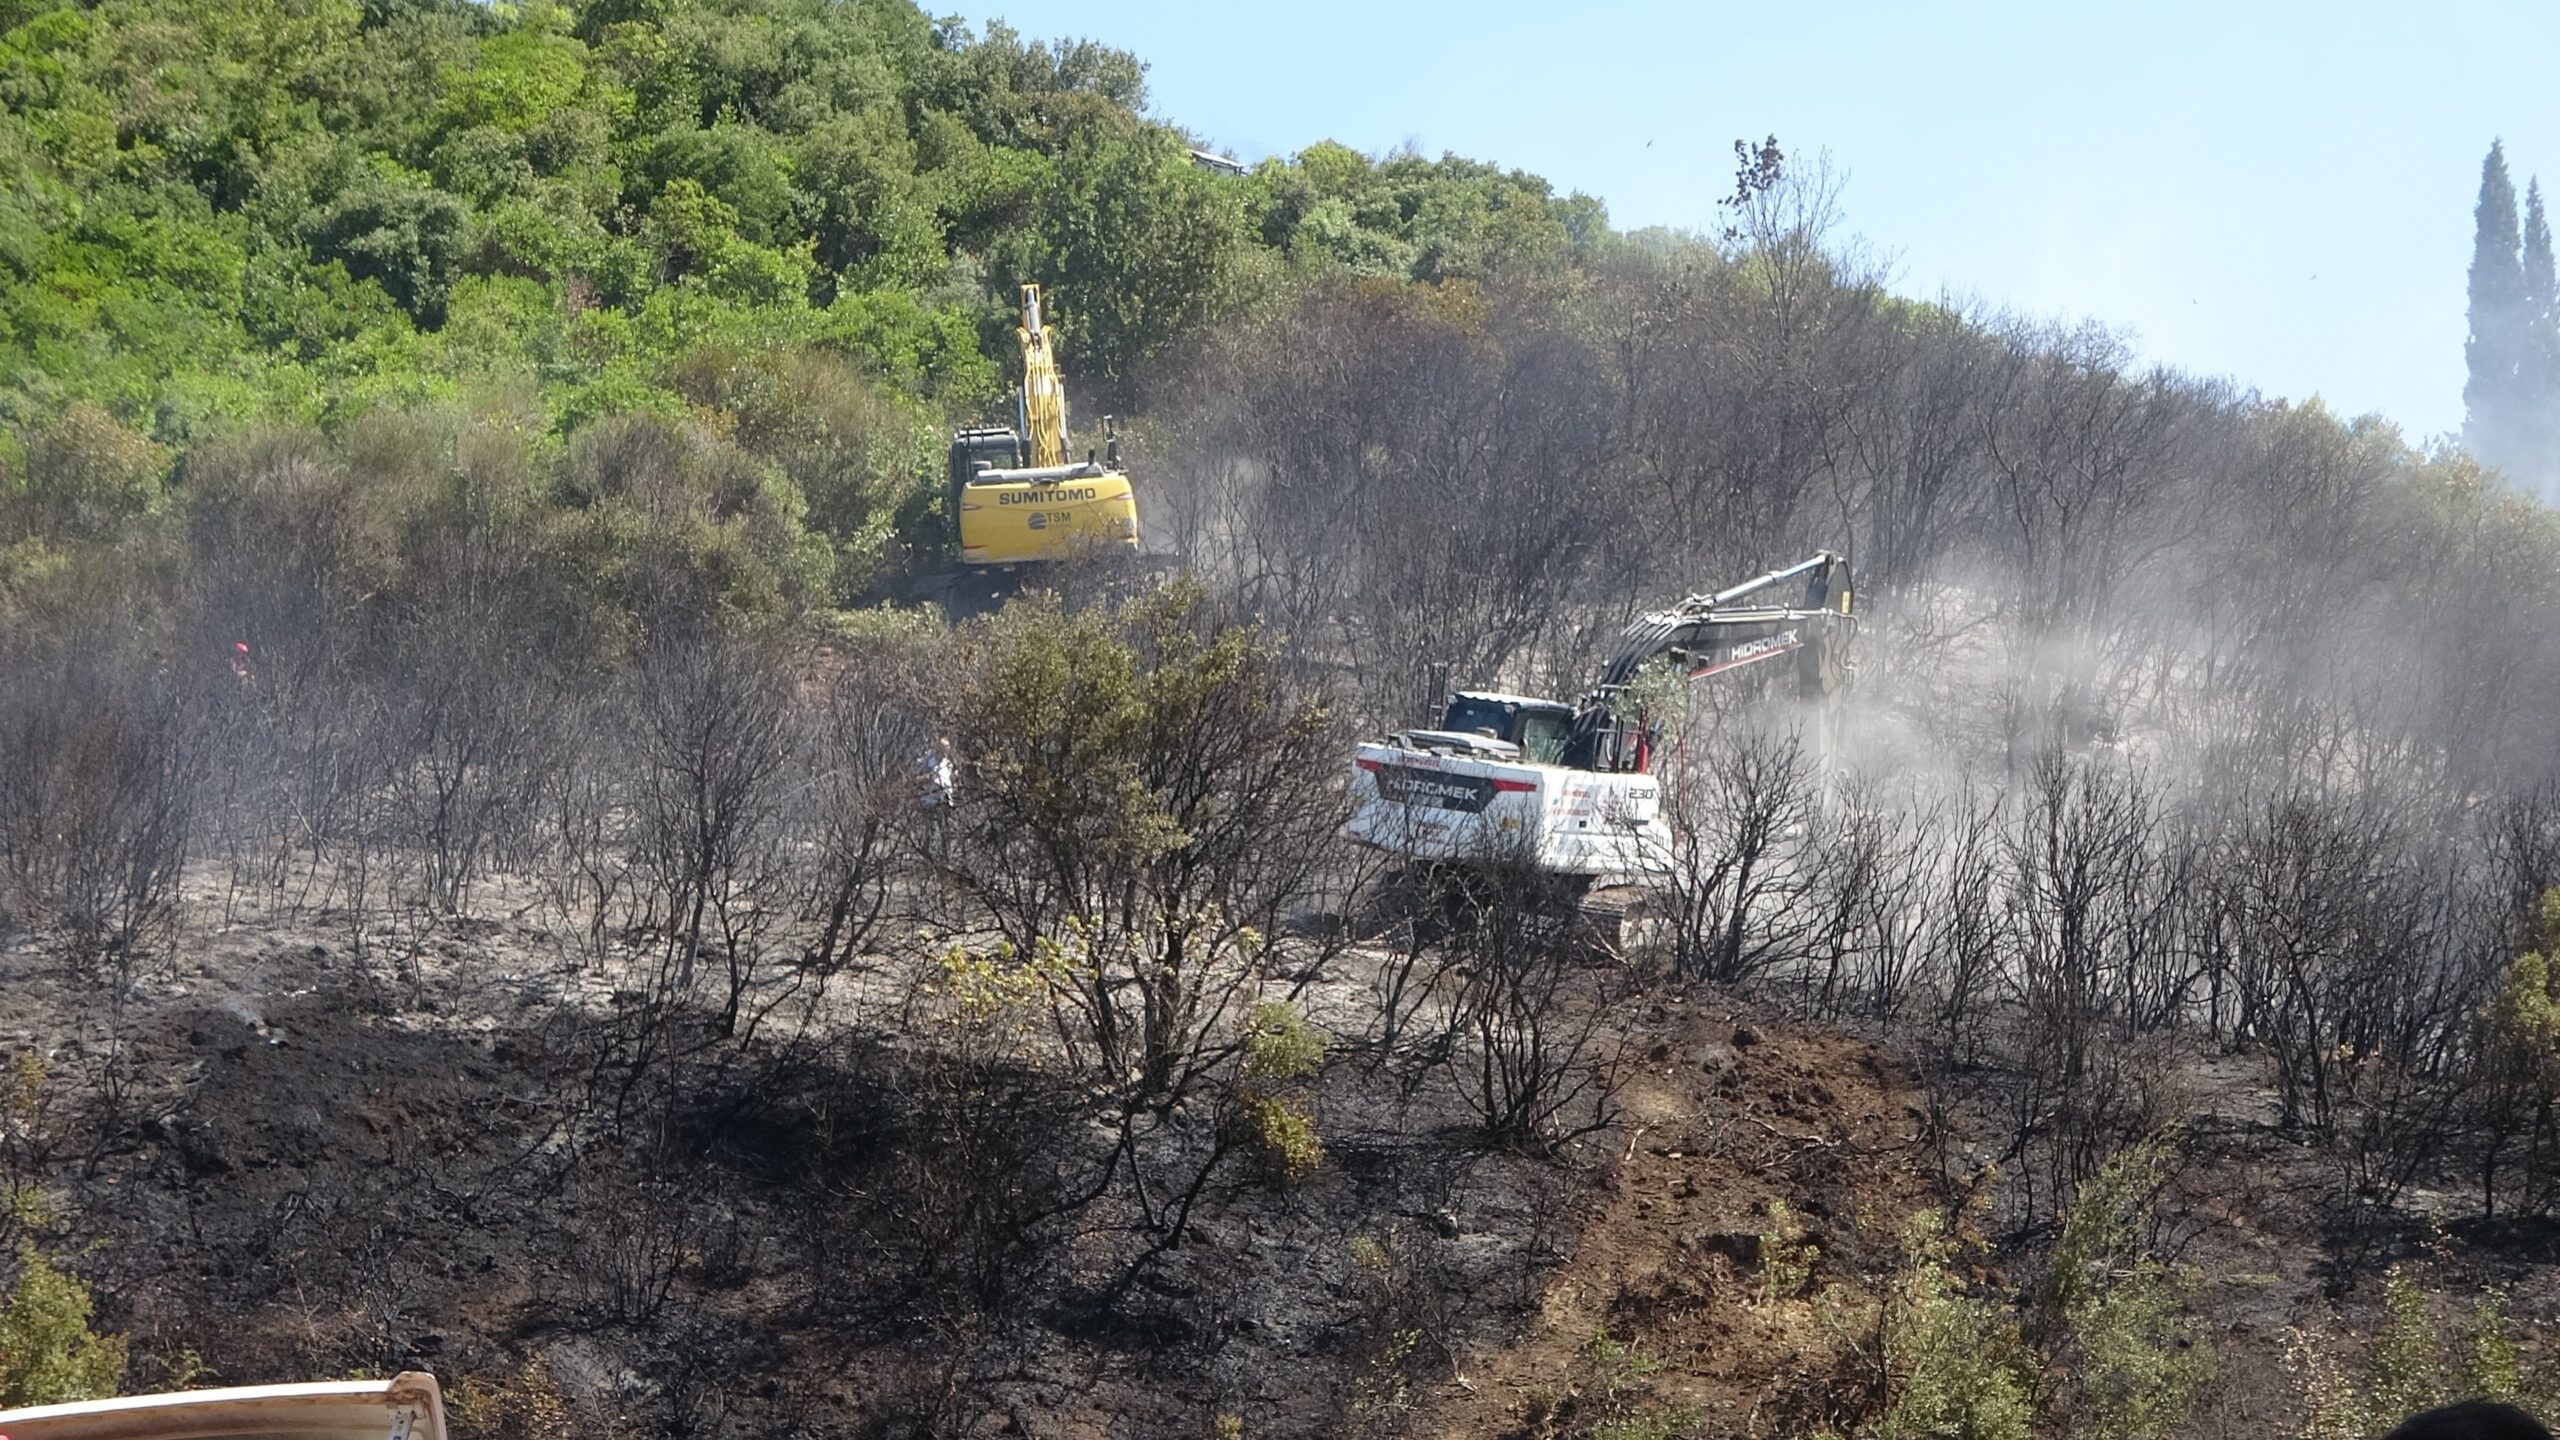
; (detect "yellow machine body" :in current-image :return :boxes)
[956,465,1142,564]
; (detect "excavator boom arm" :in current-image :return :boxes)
[1564,551,1856,768]
[1017,284,1067,468]
[1592,551,1854,692]
[1344,551,1859,878]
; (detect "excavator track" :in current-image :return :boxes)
[1363,863,1664,962]
[1572,879,1668,960]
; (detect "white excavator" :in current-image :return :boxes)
[1344,553,1856,896]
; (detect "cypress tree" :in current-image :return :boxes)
[2522,180,2559,498]
[2466,141,2528,479]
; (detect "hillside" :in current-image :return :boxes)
[11,3,2560,1440]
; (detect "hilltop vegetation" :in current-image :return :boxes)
[0,0,1613,616]
[15,3,2560,1439]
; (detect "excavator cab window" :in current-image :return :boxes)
[951,428,1022,483]
[1440,694,1577,761]
[1518,711,1572,764]
[1439,694,1510,740]
[946,427,1024,541]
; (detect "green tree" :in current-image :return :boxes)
[2476,889,2560,1216]
[10,402,168,540]
[641,177,812,305]
[935,579,1343,1104]
[666,344,933,595]
[436,14,591,136]
[634,121,796,248]
[1228,1001,1325,1184]
[1026,130,1248,391]
[300,157,470,325]
[2465,141,2531,484]
[792,108,944,293]
[2523,178,2559,499]
[1861,1210,2034,1440]
[2029,1129,2213,1440]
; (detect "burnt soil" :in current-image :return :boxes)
[4,899,2457,1438]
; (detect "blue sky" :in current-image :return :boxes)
[978,1,2560,442]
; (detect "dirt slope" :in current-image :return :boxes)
[1418,995,1943,1439]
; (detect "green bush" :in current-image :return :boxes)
[1579,1331,1703,1439]
[2463,1289,2527,1405]
[0,1244,126,1408]
[1344,1234,1430,1431]
[1233,1002,1325,1184]
[2286,1268,2560,1440]
[1235,1093,1322,1186]
[2363,1266,2450,1424]
[1757,1198,1818,1306]
[12,403,167,540]
[1862,1210,2033,1440]
[1241,1001,1324,1088]
[2031,1128,2213,1440]
[447,1357,575,1440]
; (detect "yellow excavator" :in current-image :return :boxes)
[947,285,1143,565]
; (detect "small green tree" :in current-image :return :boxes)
[936,579,1346,1108]
[2462,1289,2525,1406]
[2363,1267,2452,1425]
[1,1055,54,1253]
[1757,1199,1818,1306]
[1025,130,1249,391]
[11,405,167,541]
[2282,1269,2544,1439]
[300,158,470,326]
[445,1357,575,1440]
[0,1244,126,1407]
[2476,889,2560,1217]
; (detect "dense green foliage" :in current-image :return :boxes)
[0,0,1614,627]
[0,0,1607,604]
[2285,1267,2560,1440]
[1809,1139,2207,1440]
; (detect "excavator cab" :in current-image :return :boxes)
[1436,692,1578,763]
[948,425,1024,524]
[1563,706,1648,775]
